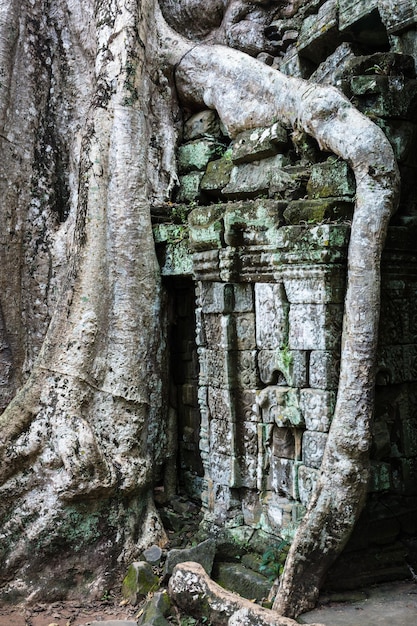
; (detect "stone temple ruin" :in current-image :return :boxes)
[153,0,417,590]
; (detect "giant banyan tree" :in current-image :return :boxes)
[0,0,409,620]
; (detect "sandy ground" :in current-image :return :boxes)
[299,580,417,625]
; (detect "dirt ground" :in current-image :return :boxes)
[0,598,138,626]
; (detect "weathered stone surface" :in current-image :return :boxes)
[198,282,234,314]
[222,155,290,199]
[283,197,354,225]
[257,386,304,428]
[189,206,224,250]
[270,458,301,500]
[258,349,308,387]
[300,389,336,432]
[283,266,346,304]
[269,165,310,200]
[233,313,256,350]
[168,562,323,626]
[176,171,205,204]
[368,461,392,492]
[297,0,339,64]
[379,0,417,34]
[215,562,271,602]
[351,76,417,120]
[271,426,302,461]
[302,431,328,469]
[309,350,341,390]
[200,156,233,195]
[255,283,289,349]
[210,417,233,456]
[153,224,193,276]
[224,199,285,247]
[374,119,417,167]
[183,110,222,141]
[339,0,379,30]
[178,139,221,173]
[121,562,159,605]
[137,590,171,626]
[307,158,355,199]
[142,545,163,565]
[231,123,288,164]
[289,303,343,351]
[207,386,235,421]
[298,464,320,507]
[164,539,216,580]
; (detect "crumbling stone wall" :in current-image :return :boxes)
[153,0,417,588]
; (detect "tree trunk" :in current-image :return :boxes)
[0,0,178,601]
[0,0,400,614]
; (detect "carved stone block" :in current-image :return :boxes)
[207,387,235,422]
[199,282,234,313]
[289,303,343,350]
[200,156,233,195]
[271,426,297,460]
[283,265,346,304]
[224,199,284,247]
[192,251,221,281]
[379,0,417,34]
[302,431,328,469]
[270,457,300,500]
[235,350,259,389]
[198,348,230,389]
[259,492,295,535]
[229,283,253,313]
[239,421,258,488]
[234,389,258,423]
[309,350,340,390]
[210,418,233,457]
[241,490,262,527]
[231,123,288,164]
[258,349,308,387]
[233,313,256,350]
[300,389,336,433]
[257,386,304,428]
[202,313,230,348]
[189,206,225,251]
[209,452,234,487]
[298,464,320,507]
[255,283,289,349]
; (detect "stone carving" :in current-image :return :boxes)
[257,386,304,428]
[255,282,289,349]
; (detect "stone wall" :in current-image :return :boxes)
[153,0,417,589]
